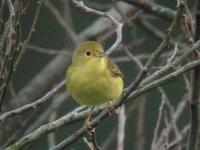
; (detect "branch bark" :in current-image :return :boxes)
[188,0,200,149]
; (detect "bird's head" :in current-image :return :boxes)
[72,41,105,64]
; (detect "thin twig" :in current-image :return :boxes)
[113,48,188,63]
[123,45,144,69]
[136,16,186,47]
[48,111,57,148]
[72,0,123,55]
[167,43,179,65]
[14,0,45,69]
[134,98,146,150]
[141,39,200,86]
[155,87,189,149]
[0,81,65,122]
[83,137,94,150]
[0,93,69,149]
[0,0,44,111]
[101,98,139,150]
[23,93,70,136]
[89,129,101,150]
[117,105,126,150]
[44,0,77,44]
[168,124,190,150]
[26,44,68,55]
[118,0,176,20]
[151,96,165,150]
[0,0,15,110]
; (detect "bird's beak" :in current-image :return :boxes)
[97,52,105,57]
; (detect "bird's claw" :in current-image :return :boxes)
[107,103,116,115]
[84,119,93,132]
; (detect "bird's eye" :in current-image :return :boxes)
[85,50,91,56]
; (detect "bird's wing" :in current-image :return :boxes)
[107,57,123,78]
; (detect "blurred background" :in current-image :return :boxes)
[0,0,197,149]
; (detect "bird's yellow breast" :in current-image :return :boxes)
[66,57,123,106]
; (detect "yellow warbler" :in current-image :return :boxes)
[66,41,123,106]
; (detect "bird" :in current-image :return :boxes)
[66,41,124,127]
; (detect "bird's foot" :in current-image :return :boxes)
[84,118,93,132]
[107,102,116,115]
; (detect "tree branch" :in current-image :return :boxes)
[188,0,200,149]
[0,81,65,122]
[118,0,176,20]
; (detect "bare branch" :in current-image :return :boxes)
[168,125,190,150]
[0,81,65,122]
[151,96,165,150]
[134,98,146,150]
[44,0,78,44]
[14,0,45,69]
[118,0,176,20]
[117,105,126,150]
[83,137,94,150]
[0,0,16,110]
[89,129,101,150]
[141,39,200,86]
[26,44,69,55]
[167,43,179,65]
